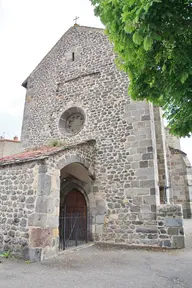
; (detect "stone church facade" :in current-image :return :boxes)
[0,25,191,261]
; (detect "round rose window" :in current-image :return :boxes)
[59,107,85,136]
[65,113,85,134]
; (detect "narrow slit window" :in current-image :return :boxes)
[159,186,166,204]
[72,52,75,61]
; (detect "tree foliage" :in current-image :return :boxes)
[90,0,192,137]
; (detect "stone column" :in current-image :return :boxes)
[27,163,60,261]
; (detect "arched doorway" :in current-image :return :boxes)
[59,189,88,250]
[64,189,87,216]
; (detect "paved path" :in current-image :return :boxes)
[0,220,192,288]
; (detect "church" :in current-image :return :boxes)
[0,25,191,261]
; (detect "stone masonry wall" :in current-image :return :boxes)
[0,162,38,258]
[0,141,96,261]
[26,142,96,261]
[99,205,185,249]
[157,205,184,249]
[165,128,181,150]
[0,148,185,261]
[21,26,160,248]
[169,149,191,218]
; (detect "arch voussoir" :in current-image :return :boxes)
[57,152,94,179]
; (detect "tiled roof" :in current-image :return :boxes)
[0,146,64,166]
[0,140,95,166]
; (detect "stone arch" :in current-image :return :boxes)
[57,153,95,180]
[57,151,97,243]
[59,177,96,248]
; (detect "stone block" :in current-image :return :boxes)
[136,227,157,234]
[143,196,156,205]
[35,197,55,214]
[93,186,99,192]
[139,212,156,221]
[151,205,156,212]
[168,227,179,235]
[95,224,103,235]
[140,205,151,213]
[142,153,153,160]
[135,168,154,177]
[46,216,59,228]
[132,154,142,161]
[23,247,42,262]
[38,164,47,173]
[109,214,118,221]
[172,236,185,249]
[148,234,158,239]
[26,197,35,204]
[20,218,27,228]
[160,240,171,248]
[132,221,143,225]
[28,213,47,228]
[164,218,183,227]
[130,205,140,212]
[127,188,149,196]
[139,161,148,168]
[147,146,153,152]
[130,181,140,188]
[150,188,156,195]
[139,140,153,147]
[96,215,105,224]
[57,158,67,170]
[141,115,150,121]
[96,200,106,214]
[140,180,155,188]
[157,204,182,215]
[38,174,51,196]
[51,175,60,191]
[29,228,53,248]
[137,147,147,154]
[134,188,150,196]
[132,196,142,205]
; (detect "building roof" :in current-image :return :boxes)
[0,140,95,166]
[0,146,62,166]
[22,25,104,88]
[169,146,187,156]
[0,138,20,143]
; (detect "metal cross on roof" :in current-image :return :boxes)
[73,16,79,25]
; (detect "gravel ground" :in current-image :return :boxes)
[0,219,192,288]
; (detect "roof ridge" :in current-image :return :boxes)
[76,25,104,30]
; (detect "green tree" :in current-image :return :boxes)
[91,0,192,137]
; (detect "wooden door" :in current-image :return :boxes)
[60,189,87,246]
[64,189,87,217]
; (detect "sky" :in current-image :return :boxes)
[0,0,191,163]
